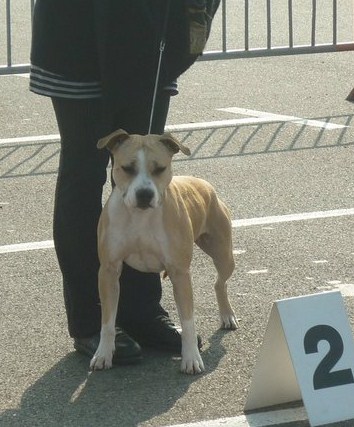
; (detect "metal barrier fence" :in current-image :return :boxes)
[204,0,354,59]
[1,0,34,74]
[1,0,354,75]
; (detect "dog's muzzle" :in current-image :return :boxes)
[135,188,155,210]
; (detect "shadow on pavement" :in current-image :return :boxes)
[1,330,230,427]
[1,113,353,179]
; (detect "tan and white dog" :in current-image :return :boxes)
[90,129,238,374]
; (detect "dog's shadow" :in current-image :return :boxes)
[1,330,230,427]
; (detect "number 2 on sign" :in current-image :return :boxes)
[304,324,354,390]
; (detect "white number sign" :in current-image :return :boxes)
[245,291,354,426]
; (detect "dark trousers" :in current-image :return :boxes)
[52,93,171,338]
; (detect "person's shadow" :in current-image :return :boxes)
[1,330,230,427]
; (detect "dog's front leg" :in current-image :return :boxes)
[90,262,122,370]
[170,270,204,374]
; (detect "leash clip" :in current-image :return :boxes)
[159,39,166,52]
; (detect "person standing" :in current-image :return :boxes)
[30,0,220,364]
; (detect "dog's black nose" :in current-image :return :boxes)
[136,188,154,209]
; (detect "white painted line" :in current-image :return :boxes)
[247,269,268,274]
[0,134,60,145]
[218,107,347,130]
[0,106,347,147]
[166,118,289,132]
[232,208,354,228]
[0,240,54,254]
[1,208,354,255]
[0,118,284,145]
[336,284,354,297]
[2,73,30,78]
[233,249,246,255]
[165,406,308,427]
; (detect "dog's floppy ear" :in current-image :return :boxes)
[97,129,130,151]
[160,133,191,156]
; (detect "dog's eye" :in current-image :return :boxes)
[152,166,166,176]
[121,165,136,176]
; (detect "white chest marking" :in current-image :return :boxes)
[106,199,170,273]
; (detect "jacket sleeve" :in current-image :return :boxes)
[161,0,221,85]
[95,0,221,113]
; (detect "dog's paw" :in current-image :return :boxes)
[220,313,239,330]
[90,345,114,370]
[180,349,205,375]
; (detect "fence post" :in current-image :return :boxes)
[6,0,12,67]
[346,1,354,101]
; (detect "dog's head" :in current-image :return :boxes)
[97,129,191,210]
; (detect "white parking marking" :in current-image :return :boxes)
[247,269,268,275]
[232,208,354,227]
[1,208,353,255]
[336,283,354,297]
[0,134,60,145]
[165,406,307,427]
[0,105,348,147]
[218,107,348,130]
[0,240,54,254]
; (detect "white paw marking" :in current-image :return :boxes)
[221,313,239,330]
[180,347,205,375]
[90,341,115,370]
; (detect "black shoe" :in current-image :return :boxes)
[74,327,142,365]
[120,315,203,353]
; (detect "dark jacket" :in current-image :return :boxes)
[31,0,220,104]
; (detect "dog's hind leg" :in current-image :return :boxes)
[213,252,239,330]
[196,221,238,330]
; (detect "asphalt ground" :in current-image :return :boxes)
[1,15,354,427]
